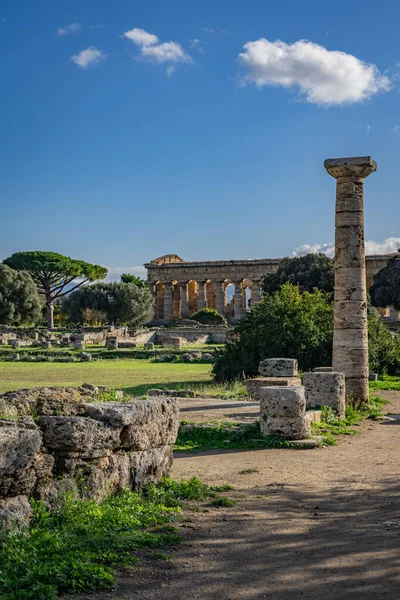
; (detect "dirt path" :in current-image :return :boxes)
[69,391,400,600]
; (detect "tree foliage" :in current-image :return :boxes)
[62,282,154,328]
[213,283,334,381]
[368,304,400,375]
[120,273,148,288]
[4,251,108,329]
[191,308,227,326]
[0,264,42,325]
[262,253,334,295]
[370,255,400,310]
[212,283,400,382]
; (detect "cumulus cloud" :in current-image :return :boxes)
[57,23,82,36]
[104,265,147,283]
[71,47,106,69]
[293,238,400,258]
[123,27,192,65]
[237,38,391,106]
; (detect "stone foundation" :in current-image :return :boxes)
[0,386,179,531]
[259,358,298,378]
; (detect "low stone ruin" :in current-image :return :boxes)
[303,372,346,418]
[246,358,302,401]
[0,386,179,531]
[251,358,347,441]
[260,386,311,440]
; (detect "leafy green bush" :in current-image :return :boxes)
[0,478,214,600]
[191,308,227,326]
[212,283,400,381]
[368,305,400,375]
[212,283,334,381]
[62,282,154,328]
[0,264,42,325]
[370,255,400,310]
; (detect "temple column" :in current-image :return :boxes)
[198,281,207,310]
[324,156,377,403]
[215,281,225,315]
[163,283,173,321]
[233,281,243,320]
[180,282,189,317]
[252,282,261,305]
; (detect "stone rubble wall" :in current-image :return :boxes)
[0,386,179,531]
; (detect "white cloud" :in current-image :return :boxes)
[57,23,82,36]
[238,38,391,106]
[104,265,147,282]
[166,66,176,77]
[293,238,400,258]
[124,27,159,46]
[366,124,372,132]
[142,41,191,64]
[71,47,106,69]
[365,237,400,255]
[123,26,192,65]
[293,243,335,258]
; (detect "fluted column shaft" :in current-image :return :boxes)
[180,283,189,317]
[215,282,225,316]
[233,281,243,320]
[163,283,173,321]
[325,157,377,403]
[198,282,207,310]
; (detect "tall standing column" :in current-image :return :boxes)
[163,283,173,321]
[215,281,225,316]
[198,282,207,310]
[324,157,377,403]
[180,283,189,318]
[233,281,243,320]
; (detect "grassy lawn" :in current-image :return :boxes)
[0,359,213,396]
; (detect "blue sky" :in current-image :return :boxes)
[1,0,399,280]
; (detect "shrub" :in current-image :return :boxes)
[191,308,227,326]
[82,307,107,326]
[212,283,334,381]
[212,284,400,381]
[62,282,154,328]
[0,264,42,325]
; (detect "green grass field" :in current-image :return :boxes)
[0,359,213,395]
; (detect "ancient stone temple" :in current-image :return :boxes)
[145,253,396,322]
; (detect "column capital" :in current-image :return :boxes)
[324,156,377,180]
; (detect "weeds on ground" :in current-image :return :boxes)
[174,421,308,452]
[369,375,400,392]
[239,468,260,475]
[312,395,388,443]
[0,477,222,600]
[208,497,236,508]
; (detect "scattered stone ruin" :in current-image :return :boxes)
[0,386,179,531]
[145,253,397,322]
[248,358,346,440]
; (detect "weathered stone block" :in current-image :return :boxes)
[144,342,154,350]
[130,445,173,488]
[39,416,121,453]
[246,377,301,401]
[86,398,180,451]
[260,387,310,440]
[303,372,345,417]
[259,358,298,378]
[260,386,306,417]
[260,414,311,440]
